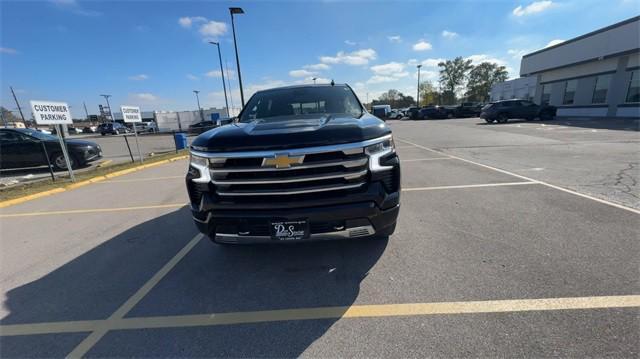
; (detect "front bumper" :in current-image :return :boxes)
[191,200,400,244]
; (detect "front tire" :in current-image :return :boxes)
[51,152,76,171]
[496,113,509,123]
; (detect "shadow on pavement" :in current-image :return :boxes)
[476,117,640,131]
[1,205,387,357]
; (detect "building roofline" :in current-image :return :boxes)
[522,15,640,59]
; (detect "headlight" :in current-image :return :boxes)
[190,153,209,168]
[365,136,395,172]
[365,137,395,155]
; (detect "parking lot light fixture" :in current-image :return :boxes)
[193,90,204,122]
[100,94,114,124]
[208,41,230,118]
[312,77,317,84]
[416,65,422,107]
[229,7,245,107]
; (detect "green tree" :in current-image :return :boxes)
[372,90,415,108]
[1,106,20,125]
[419,81,440,106]
[438,57,473,105]
[465,62,509,102]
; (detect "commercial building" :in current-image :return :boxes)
[491,16,640,118]
[490,76,537,102]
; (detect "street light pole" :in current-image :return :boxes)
[193,90,204,121]
[100,94,114,124]
[209,41,230,118]
[10,86,27,127]
[416,65,422,107]
[229,7,245,107]
[312,77,317,84]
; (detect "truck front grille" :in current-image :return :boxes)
[209,149,368,197]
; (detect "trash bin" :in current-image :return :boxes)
[174,132,188,150]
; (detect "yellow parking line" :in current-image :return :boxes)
[99,175,183,183]
[1,295,638,337]
[0,203,186,218]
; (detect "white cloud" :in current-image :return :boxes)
[441,30,458,39]
[132,93,158,102]
[344,40,356,46]
[0,47,18,55]
[303,63,330,71]
[289,69,316,78]
[368,62,409,84]
[387,35,402,43]
[186,74,199,80]
[205,69,235,79]
[412,40,432,51]
[507,49,530,59]
[178,16,206,28]
[199,21,227,37]
[545,39,565,48]
[128,74,149,81]
[407,58,445,67]
[320,48,377,66]
[467,54,508,66]
[370,62,405,76]
[367,75,398,84]
[304,76,331,84]
[512,1,554,16]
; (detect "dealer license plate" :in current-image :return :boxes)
[270,220,309,241]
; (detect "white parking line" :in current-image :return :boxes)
[401,157,453,162]
[397,138,640,215]
[403,182,537,192]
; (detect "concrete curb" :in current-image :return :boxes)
[0,155,188,209]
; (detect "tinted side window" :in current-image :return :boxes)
[0,131,20,142]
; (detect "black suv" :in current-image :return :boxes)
[186,84,401,244]
[480,99,556,123]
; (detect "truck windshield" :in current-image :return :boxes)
[239,85,363,123]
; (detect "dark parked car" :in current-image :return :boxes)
[480,100,556,123]
[0,128,102,170]
[452,102,483,118]
[419,106,449,119]
[188,120,216,134]
[406,107,421,120]
[187,84,400,244]
[98,122,129,135]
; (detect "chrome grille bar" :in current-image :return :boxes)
[216,182,365,196]
[210,157,367,173]
[212,169,367,185]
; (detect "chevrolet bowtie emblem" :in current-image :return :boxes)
[262,153,305,168]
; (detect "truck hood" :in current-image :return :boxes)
[191,114,390,152]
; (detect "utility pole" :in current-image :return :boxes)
[10,86,27,127]
[416,65,422,107]
[83,101,90,121]
[229,7,245,107]
[100,94,115,123]
[226,60,235,117]
[208,41,230,117]
[193,90,204,121]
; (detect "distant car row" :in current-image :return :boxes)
[374,100,556,123]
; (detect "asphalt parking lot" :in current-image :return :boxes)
[1,117,638,357]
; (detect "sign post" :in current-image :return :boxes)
[30,100,76,182]
[121,105,143,163]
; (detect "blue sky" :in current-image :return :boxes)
[1,0,637,117]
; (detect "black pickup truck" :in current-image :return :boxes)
[186,84,401,244]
